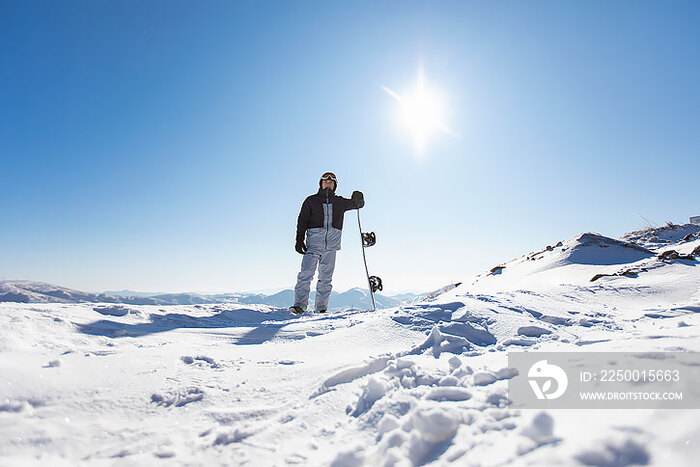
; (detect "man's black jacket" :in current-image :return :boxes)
[295,188,364,247]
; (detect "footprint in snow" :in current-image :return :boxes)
[151,387,204,407]
[181,355,221,369]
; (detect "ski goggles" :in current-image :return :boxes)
[320,172,337,182]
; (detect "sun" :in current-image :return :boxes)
[383,69,455,155]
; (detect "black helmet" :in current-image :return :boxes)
[319,172,337,191]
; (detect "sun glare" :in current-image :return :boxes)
[383,69,454,155]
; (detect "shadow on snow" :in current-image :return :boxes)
[76,308,298,345]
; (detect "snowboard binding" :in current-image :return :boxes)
[369,276,383,293]
[361,232,376,248]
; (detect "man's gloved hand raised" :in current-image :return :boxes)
[351,190,365,209]
[295,239,307,255]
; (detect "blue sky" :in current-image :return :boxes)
[1,1,698,294]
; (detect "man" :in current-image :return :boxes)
[290,172,365,314]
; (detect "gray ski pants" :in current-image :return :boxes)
[293,249,337,311]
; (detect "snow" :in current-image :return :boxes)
[1,224,699,465]
[574,436,650,467]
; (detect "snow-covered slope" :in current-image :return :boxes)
[468,224,699,292]
[1,225,699,466]
[621,223,700,249]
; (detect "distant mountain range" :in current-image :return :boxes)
[0,281,422,310]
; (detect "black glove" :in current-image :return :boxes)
[351,190,365,209]
[295,240,307,255]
